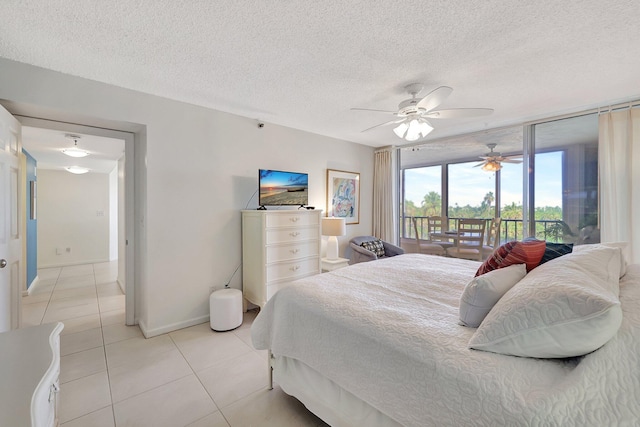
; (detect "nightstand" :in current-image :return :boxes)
[321,257,350,272]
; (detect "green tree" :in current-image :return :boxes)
[480,191,495,217]
[404,199,420,217]
[421,191,441,217]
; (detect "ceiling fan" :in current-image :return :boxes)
[352,83,493,142]
[474,143,522,172]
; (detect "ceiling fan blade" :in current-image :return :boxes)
[501,159,523,164]
[473,161,486,168]
[416,86,453,111]
[361,119,403,133]
[425,108,494,119]
[351,107,397,114]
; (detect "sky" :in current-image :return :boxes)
[404,151,563,208]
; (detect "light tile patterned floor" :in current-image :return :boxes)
[22,262,327,427]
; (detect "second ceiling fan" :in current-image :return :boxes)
[352,83,493,142]
[475,143,523,172]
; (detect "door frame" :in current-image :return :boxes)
[16,116,137,326]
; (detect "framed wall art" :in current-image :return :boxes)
[326,169,360,224]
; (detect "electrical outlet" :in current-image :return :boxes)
[66,247,71,253]
[56,247,62,255]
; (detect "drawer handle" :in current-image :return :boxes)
[290,232,300,237]
[290,248,300,254]
[289,265,300,272]
[289,217,300,222]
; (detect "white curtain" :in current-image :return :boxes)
[599,108,640,264]
[373,149,394,241]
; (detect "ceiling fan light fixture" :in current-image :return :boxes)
[481,161,502,172]
[66,166,90,174]
[393,121,409,138]
[394,117,433,142]
[404,119,422,141]
[419,120,434,137]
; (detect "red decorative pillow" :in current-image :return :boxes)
[475,240,546,276]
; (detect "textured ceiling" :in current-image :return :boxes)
[1,1,639,148]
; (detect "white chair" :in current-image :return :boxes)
[482,218,502,260]
[412,217,446,256]
[427,216,454,250]
[446,218,486,261]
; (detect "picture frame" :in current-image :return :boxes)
[326,169,360,224]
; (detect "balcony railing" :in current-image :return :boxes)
[404,216,567,244]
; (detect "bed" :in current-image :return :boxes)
[251,249,640,426]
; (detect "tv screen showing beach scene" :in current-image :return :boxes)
[259,169,309,206]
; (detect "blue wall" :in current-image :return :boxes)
[24,149,37,289]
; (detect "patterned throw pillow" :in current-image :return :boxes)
[360,240,385,258]
[539,242,573,265]
[475,239,546,276]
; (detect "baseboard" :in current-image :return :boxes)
[24,276,40,296]
[116,278,125,294]
[38,258,111,269]
[138,314,210,338]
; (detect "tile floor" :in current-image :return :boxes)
[22,262,327,427]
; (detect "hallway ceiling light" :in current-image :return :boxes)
[62,134,89,158]
[66,166,90,174]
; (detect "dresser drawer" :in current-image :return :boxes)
[266,227,318,244]
[266,213,319,228]
[266,258,319,282]
[266,242,319,263]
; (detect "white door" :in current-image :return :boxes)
[0,105,22,332]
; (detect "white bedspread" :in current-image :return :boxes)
[251,254,640,426]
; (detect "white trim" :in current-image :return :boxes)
[116,278,125,294]
[24,275,40,296]
[37,259,110,269]
[138,315,210,339]
[12,114,138,327]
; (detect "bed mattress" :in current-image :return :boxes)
[251,254,640,426]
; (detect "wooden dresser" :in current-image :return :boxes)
[242,209,322,307]
[0,322,64,427]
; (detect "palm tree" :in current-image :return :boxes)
[481,191,494,217]
[421,191,441,217]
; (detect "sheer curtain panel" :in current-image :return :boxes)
[599,108,640,264]
[373,149,394,241]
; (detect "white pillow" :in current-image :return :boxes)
[468,245,623,358]
[459,264,527,328]
[573,241,628,278]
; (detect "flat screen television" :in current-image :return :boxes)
[259,169,309,208]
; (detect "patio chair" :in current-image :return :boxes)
[446,218,487,261]
[482,217,502,260]
[412,217,446,256]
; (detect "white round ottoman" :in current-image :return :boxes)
[209,288,243,331]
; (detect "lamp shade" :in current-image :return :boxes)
[393,116,434,141]
[322,217,346,236]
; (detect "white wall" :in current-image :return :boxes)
[37,169,110,267]
[0,58,375,336]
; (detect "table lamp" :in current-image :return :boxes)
[322,217,346,260]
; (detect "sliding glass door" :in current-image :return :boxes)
[530,114,599,244]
